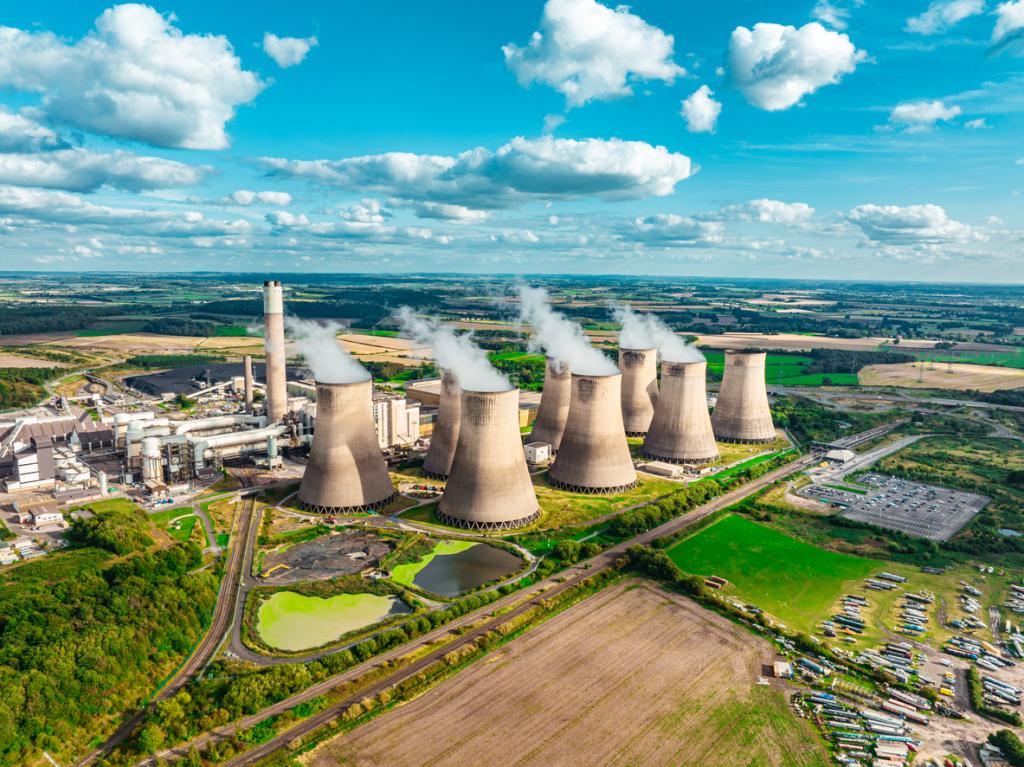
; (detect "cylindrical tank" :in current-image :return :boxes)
[619,347,658,436]
[125,421,144,462]
[643,361,719,465]
[528,357,571,451]
[438,388,539,530]
[98,471,108,496]
[267,433,278,460]
[263,280,288,422]
[711,350,776,444]
[141,436,163,482]
[297,380,395,513]
[549,372,637,494]
[422,370,460,480]
[243,354,254,413]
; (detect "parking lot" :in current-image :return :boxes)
[801,472,988,541]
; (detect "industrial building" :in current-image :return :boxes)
[528,357,571,451]
[0,413,113,493]
[438,387,540,530]
[619,348,658,436]
[370,391,420,451]
[710,350,776,444]
[549,372,637,494]
[643,360,719,465]
[297,380,396,514]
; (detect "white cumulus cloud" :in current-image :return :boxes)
[624,214,724,245]
[0,4,265,149]
[889,99,961,131]
[722,199,816,224]
[681,85,721,133]
[728,22,867,111]
[261,135,694,212]
[0,148,207,193]
[906,0,985,35]
[263,32,318,68]
[992,0,1024,52]
[230,190,293,206]
[503,0,685,108]
[845,203,977,244]
[0,108,65,153]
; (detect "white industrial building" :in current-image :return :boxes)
[371,391,420,450]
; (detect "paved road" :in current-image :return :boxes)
[77,498,257,767]
[194,502,220,552]
[142,451,820,767]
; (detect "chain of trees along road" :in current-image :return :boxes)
[135,451,826,767]
[77,498,259,767]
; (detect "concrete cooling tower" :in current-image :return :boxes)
[263,280,288,422]
[298,380,396,513]
[619,347,659,436]
[549,373,637,494]
[422,371,460,480]
[643,361,719,465]
[438,388,540,531]
[711,350,776,444]
[528,357,571,451]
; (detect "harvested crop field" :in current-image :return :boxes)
[0,354,66,368]
[305,581,828,767]
[859,361,1024,391]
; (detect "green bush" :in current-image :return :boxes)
[990,729,1024,766]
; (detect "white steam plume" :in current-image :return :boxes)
[613,305,704,363]
[515,284,617,376]
[396,307,510,392]
[285,317,370,383]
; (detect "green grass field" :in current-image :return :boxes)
[702,350,857,386]
[488,351,545,362]
[667,514,876,634]
[212,325,250,336]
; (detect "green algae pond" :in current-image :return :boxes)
[256,591,411,652]
[390,539,523,597]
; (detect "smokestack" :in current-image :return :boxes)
[298,380,395,513]
[528,357,571,451]
[549,373,637,494]
[618,347,658,436]
[438,388,539,530]
[643,361,719,465]
[243,355,254,413]
[422,370,461,480]
[711,350,776,444]
[263,280,288,422]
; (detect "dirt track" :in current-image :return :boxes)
[306,582,828,767]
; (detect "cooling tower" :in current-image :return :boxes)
[619,347,659,436]
[298,380,396,513]
[549,373,637,494]
[528,357,571,451]
[243,355,254,413]
[643,361,719,465]
[263,280,288,422]
[438,388,539,531]
[422,370,460,480]
[711,350,776,444]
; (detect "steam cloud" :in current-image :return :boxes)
[285,317,370,383]
[613,305,704,363]
[515,285,617,376]
[396,307,510,392]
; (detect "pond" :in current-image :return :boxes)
[390,539,524,597]
[257,591,411,652]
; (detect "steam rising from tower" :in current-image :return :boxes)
[286,318,369,384]
[515,285,616,376]
[528,357,571,451]
[711,350,776,444]
[263,280,288,421]
[298,379,396,513]
[438,387,540,531]
[613,305,703,363]
[643,360,719,465]
[396,308,509,391]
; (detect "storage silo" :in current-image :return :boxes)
[297,380,396,513]
[618,347,659,436]
[422,370,460,480]
[549,372,637,493]
[643,360,719,464]
[527,357,571,451]
[710,350,776,443]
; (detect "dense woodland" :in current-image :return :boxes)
[0,303,113,335]
[0,507,217,766]
[0,367,59,411]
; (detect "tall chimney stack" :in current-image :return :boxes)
[549,372,637,494]
[263,280,288,422]
[422,370,460,479]
[438,388,539,530]
[243,355,254,413]
[618,347,659,436]
[711,350,775,444]
[298,380,396,513]
[643,360,719,465]
[528,357,571,451]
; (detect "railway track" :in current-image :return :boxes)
[78,496,258,766]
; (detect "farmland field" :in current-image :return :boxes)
[859,361,1024,391]
[305,581,828,767]
[667,514,876,634]
[703,350,857,386]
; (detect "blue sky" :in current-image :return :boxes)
[0,0,1022,281]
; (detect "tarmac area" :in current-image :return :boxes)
[259,530,393,584]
